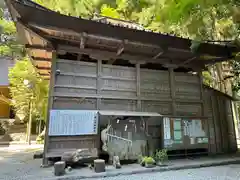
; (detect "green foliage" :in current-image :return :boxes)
[7,0,240,92]
[141,156,155,165]
[202,71,214,86]
[0,5,24,57]
[230,58,240,91]
[0,18,16,34]
[31,0,239,40]
[155,149,168,163]
[33,0,114,19]
[101,4,121,19]
[8,57,48,122]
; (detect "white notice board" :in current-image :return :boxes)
[49,110,98,136]
[163,117,171,139]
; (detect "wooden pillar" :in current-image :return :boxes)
[210,95,217,154]
[97,60,102,109]
[199,71,210,153]
[42,51,57,167]
[223,99,230,152]
[216,63,225,93]
[136,63,141,111]
[198,72,205,116]
[216,96,224,153]
[169,68,176,115]
[231,101,239,151]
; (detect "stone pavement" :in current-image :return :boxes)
[83,165,240,180]
[1,147,240,180]
[43,155,240,180]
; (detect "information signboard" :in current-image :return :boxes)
[49,110,98,136]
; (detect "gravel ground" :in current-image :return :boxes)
[88,165,240,180]
[0,145,50,180]
[1,147,240,180]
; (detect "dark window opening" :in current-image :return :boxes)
[141,63,168,71]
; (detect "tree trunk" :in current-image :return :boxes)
[25,122,29,142]
[38,120,42,135]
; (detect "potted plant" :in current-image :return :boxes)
[140,156,156,168]
[154,149,168,166]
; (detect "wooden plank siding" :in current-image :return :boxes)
[203,88,237,155]
[53,59,202,115]
[44,58,237,160]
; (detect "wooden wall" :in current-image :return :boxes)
[45,59,237,157]
[53,59,202,116]
[204,87,237,154]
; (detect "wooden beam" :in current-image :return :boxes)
[116,47,124,56]
[96,60,102,109]
[38,69,51,74]
[39,74,50,77]
[39,71,50,75]
[32,57,52,62]
[153,46,164,59]
[136,63,141,110]
[153,51,164,59]
[37,66,51,70]
[108,39,127,64]
[198,72,205,118]
[57,45,206,70]
[80,32,87,49]
[116,39,127,56]
[39,73,50,76]
[168,47,192,53]
[25,44,53,51]
[84,34,160,49]
[17,18,52,45]
[169,68,176,115]
[127,40,159,49]
[44,32,162,52]
[177,56,197,67]
[53,91,203,103]
[58,44,170,65]
[42,51,57,166]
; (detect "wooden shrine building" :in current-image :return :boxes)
[6,0,239,165]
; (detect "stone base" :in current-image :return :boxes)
[113,156,121,169]
[33,151,43,159]
[94,159,105,173]
[54,161,66,176]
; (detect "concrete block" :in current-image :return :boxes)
[94,159,105,173]
[54,161,66,176]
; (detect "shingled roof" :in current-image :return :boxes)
[5,0,239,78]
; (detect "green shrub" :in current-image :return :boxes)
[145,157,155,164]
[140,156,155,166]
[155,149,168,163]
